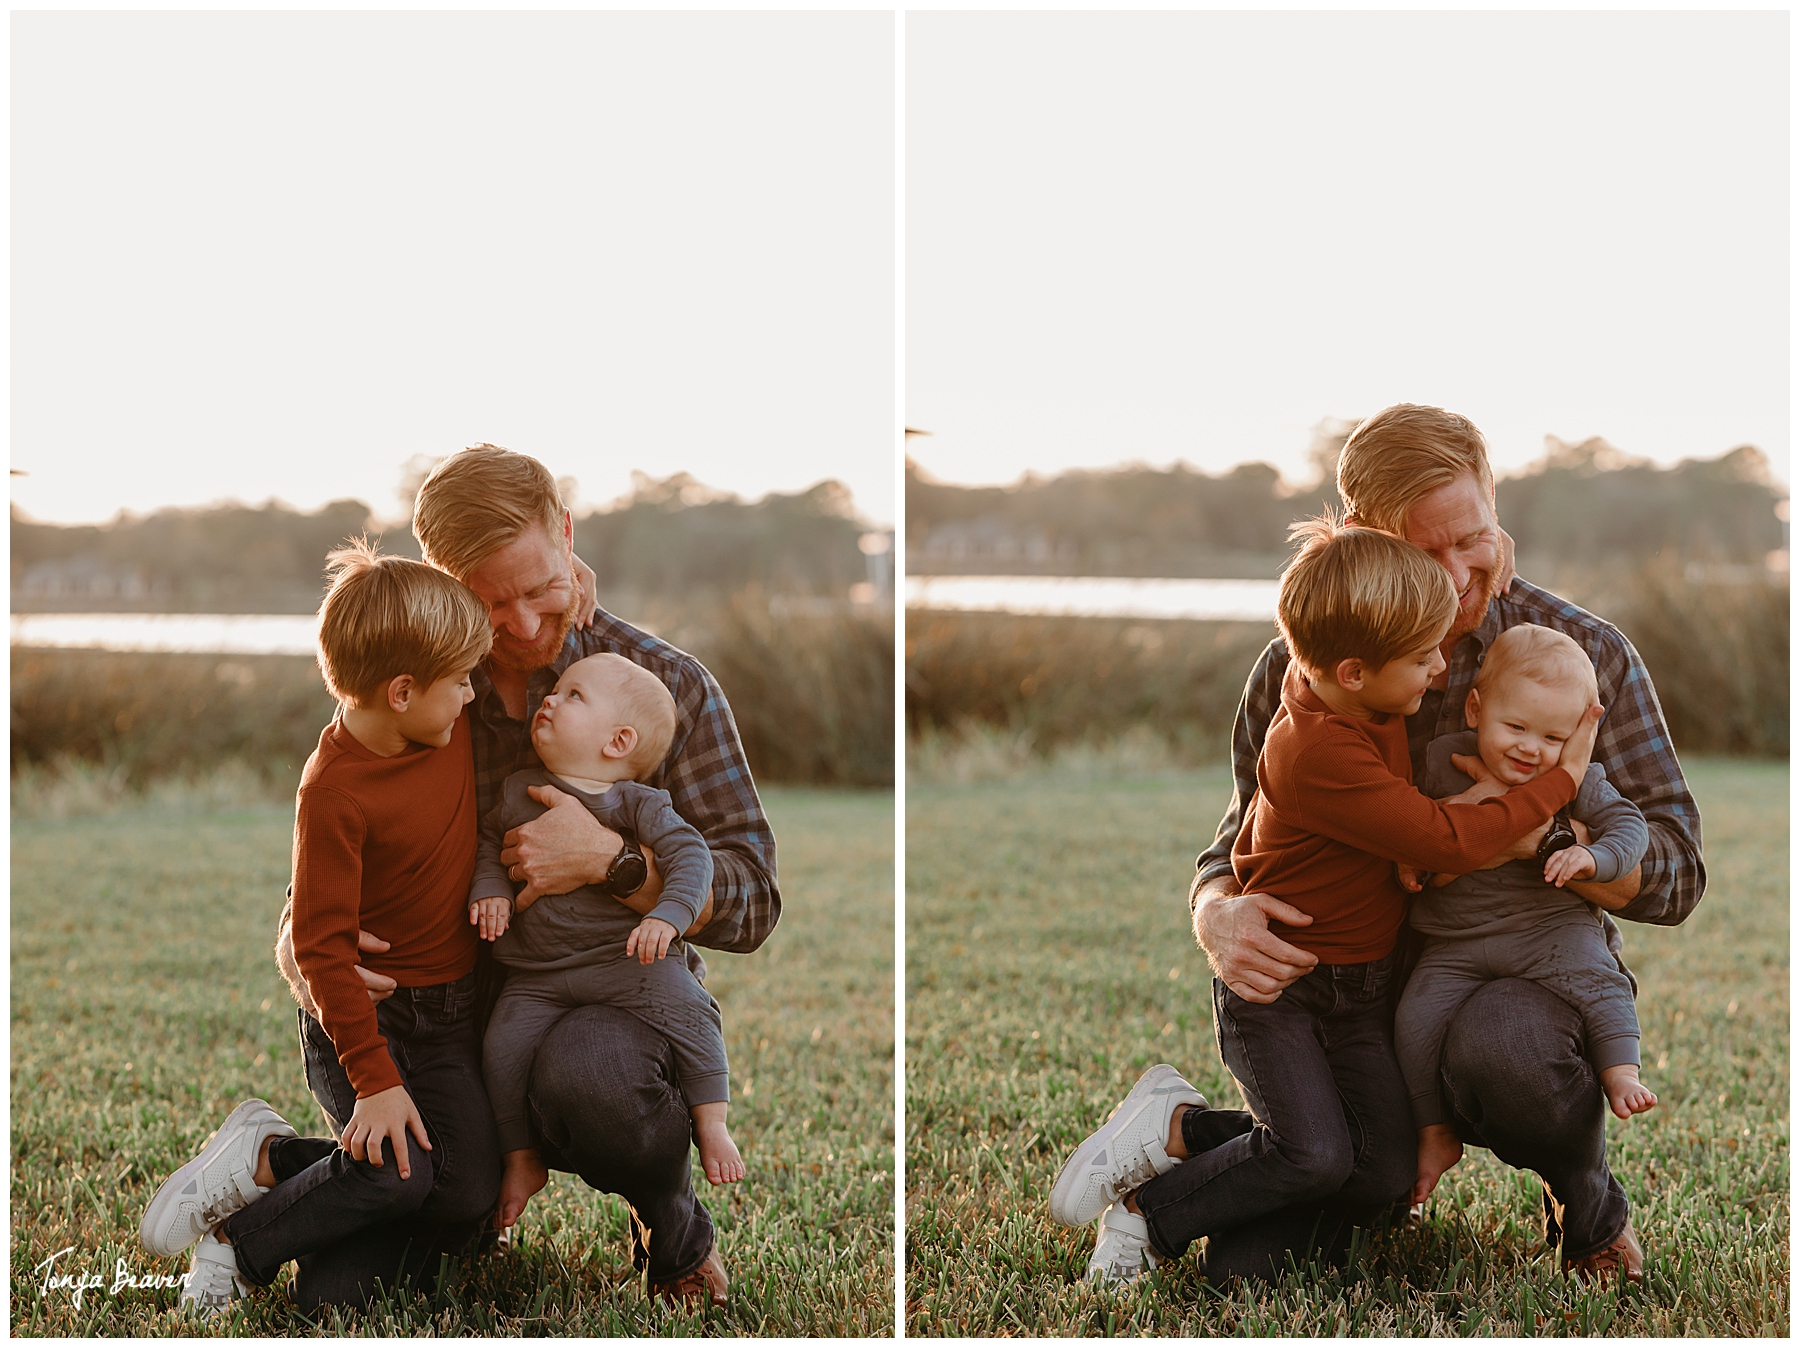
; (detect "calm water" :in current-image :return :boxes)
[11,613,320,654]
[904,575,1278,622]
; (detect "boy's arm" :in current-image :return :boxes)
[1570,768,1650,884]
[291,786,404,1099]
[615,786,715,934]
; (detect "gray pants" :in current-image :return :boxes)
[484,955,729,1154]
[1396,908,1638,1129]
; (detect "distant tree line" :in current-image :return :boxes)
[907,435,1787,579]
[11,474,881,613]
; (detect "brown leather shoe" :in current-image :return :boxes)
[652,1241,729,1309]
[1563,1217,1644,1283]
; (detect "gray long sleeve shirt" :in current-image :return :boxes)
[1407,729,1650,940]
[471,769,715,971]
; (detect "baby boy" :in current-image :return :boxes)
[470,652,744,1228]
[1398,623,1657,1204]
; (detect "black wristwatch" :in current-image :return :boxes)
[602,836,648,898]
[1535,808,1579,864]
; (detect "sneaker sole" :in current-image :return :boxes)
[1047,1064,1200,1227]
[141,1099,292,1258]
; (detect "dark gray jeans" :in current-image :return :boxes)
[1135,954,1416,1265]
[1180,974,1631,1282]
[219,973,502,1311]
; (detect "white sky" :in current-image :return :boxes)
[907,11,1788,491]
[12,12,895,527]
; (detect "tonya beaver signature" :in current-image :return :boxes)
[33,1246,184,1309]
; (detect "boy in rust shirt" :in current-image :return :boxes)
[139,541,502,1315]
[1051,517,1600,1283]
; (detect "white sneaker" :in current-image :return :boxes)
[1086,1204,1161,1284]
[180,1229,251,1318]
[1048,1064,1205,1227]
[141,1099,296,1257]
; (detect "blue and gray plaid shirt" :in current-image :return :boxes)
[1194,576,1706,932]
[469,606,780,955]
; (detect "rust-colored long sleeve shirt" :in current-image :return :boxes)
[1232,663,1577,964]
[291,713,480,1097]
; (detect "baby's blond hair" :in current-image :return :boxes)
[1473,624,1598,706]
[1279,511,1459,681]
[578,653,677,778]
[317,538,493,705]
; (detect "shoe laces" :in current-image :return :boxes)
[196,1164,261,1229]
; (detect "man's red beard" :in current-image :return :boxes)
[1448,563,1505,642]
[485,579,583,674]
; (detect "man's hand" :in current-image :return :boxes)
[501,784,624,910]
[276,919,396,1016]
[1192,877,1319,1004]
[626,916,679,964]
[1543,843,1597,889]
[469,896,512,942]
[343,1084,431,1181]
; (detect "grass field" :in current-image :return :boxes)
[906,759,1788,1336]
[11,786,894,1337]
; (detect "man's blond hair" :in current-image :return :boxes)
[317,538,493,705]
[1473,624,1598,705]
[412,444,567,581]
[1337,404,1494,535]
[579,653,677,778]
[1279,512,1459,681]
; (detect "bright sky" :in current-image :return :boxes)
[907,11,1788,492]
[12,12,895,527]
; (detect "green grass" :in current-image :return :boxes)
[905,759,1787,1335]
[11,786,894,1337]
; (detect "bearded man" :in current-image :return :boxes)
[276,444,775,1307]
[1186,403,1703,1282]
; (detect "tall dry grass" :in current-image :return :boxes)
[12,602,894,807]
[906,568,1787,778]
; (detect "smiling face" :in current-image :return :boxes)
[1466,674,1590,785]
[460,518,584,674]
[1351,633,1450,718]
[1401,474,1505,643]
[393,666,477,748]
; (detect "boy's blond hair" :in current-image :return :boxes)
[317,538,493,705]
[581,653,677,778]
[1279,512,1459,681]
[412,444,567,581]
[1337,403,1494,535]
[1473,624,1598,705]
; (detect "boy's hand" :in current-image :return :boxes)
[1543,844,1598,888]
[1557,702,1605,790]
[626,916,679,964]
[343,1085,431,1181]
[469,896,512,941]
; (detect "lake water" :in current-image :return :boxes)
[11,613,321,654]
[904,575,1278,622]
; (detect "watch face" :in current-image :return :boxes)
[610,851,648,896]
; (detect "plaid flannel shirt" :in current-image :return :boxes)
[1194,576,1706,934]
[469,606,780,955]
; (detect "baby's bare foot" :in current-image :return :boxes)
[1411,1124,1464,1205]
[696,1119,745,1186]
[495,1148,549,1230]
[1601,1065,1657,1120]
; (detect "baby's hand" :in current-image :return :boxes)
[626,916,678,964]
[1543,844,1597,888]
[469,896,512,941]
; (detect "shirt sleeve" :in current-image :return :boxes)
[1274,724,1579,874]
[468,795,515,905]
[619,784,715,934]
[1585,627,1706,924]
[1573,766,1650,884]
[654,656,781,954]
[1193,640,1286,902]
[291,785,402,1099]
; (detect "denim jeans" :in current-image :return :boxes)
[218,973,502,1311]
[522,1002,715,1284]
[1134,954,1415,1268]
